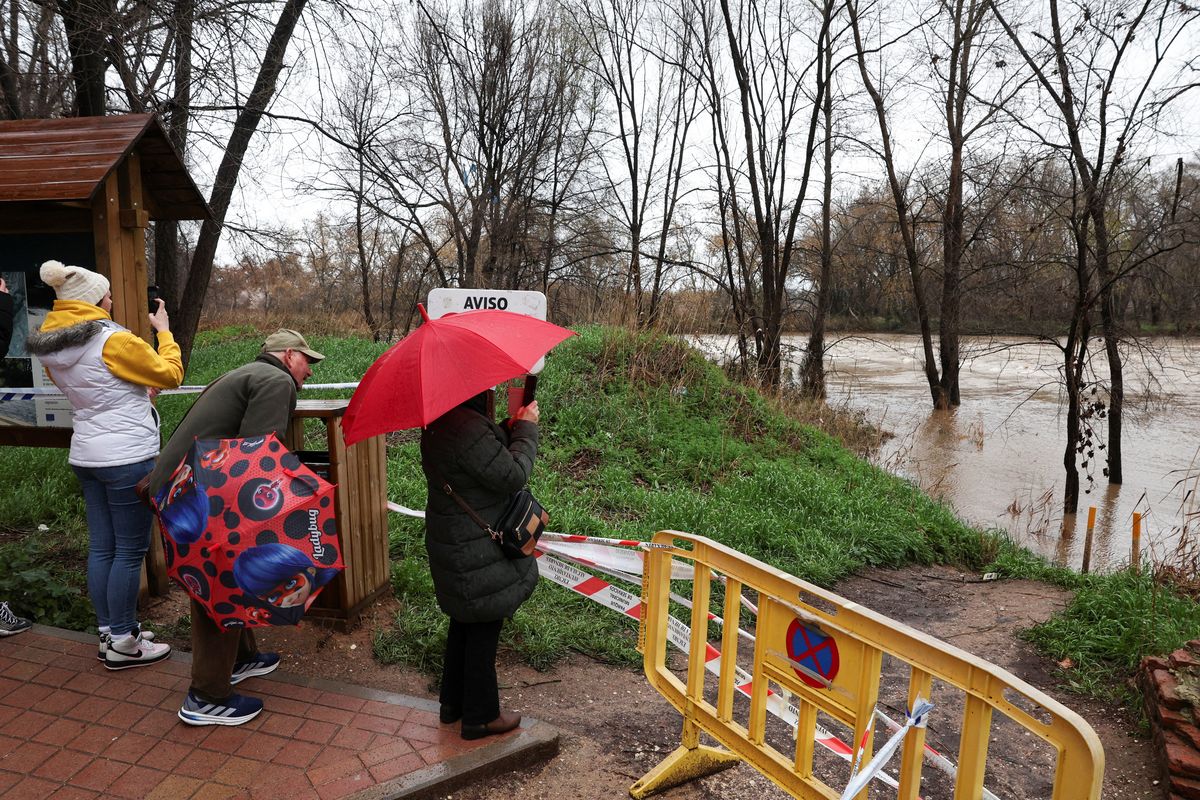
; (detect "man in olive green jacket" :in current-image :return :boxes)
[150,329,324,727]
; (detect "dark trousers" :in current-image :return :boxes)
[440,618,504,726]
[190,597,258,702]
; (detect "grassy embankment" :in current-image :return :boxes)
[2,324,1197,705]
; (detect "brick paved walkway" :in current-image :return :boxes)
[0,627,557,800]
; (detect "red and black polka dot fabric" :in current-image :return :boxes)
[154,433,343,627]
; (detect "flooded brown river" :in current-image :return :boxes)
[696,334,1200,572]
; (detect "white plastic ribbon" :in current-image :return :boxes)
[839,696,934,800]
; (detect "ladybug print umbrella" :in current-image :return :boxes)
[152,433,344,628]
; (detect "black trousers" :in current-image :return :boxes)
[440,617,504,725]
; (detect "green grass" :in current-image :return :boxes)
[0,534,94,630]
[1020,570,1200,704]
[4,323,1199,707]
[376,326,991,671]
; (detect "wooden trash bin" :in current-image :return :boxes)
[285,399,391,630]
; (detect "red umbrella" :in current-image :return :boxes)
[342,305,576,445]
[152,434,344,627]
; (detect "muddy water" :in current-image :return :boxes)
[695,334,1200,571]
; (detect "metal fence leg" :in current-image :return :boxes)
[629,719,740,799]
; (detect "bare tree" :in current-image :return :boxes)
[173,0,311,362]
[797,0,848,397]
[688,0,832,386]
[389,0,595,289]
[55,0,113,115]
[847,0,1025,408]
[992,0,1200,495]
[571,0,702,328]
[846,0,947,402]
[1,0,72,118]
[151,0,194,324]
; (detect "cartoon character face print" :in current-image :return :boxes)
[252,479,283,514]
[199,441,234,470]
[157,462,208,546]
[232,543,339,619]
[166,464,194,506]
[264,567,316,608]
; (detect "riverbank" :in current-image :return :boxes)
[799,316,1195,338]
[2,324,1197,716]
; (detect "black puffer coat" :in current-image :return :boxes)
[421,405,539,623]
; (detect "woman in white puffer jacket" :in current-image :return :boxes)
[26,260,183,670]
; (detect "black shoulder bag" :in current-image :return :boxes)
[430,467,548,559]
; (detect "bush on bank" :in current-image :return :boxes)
[1,324,1196,702]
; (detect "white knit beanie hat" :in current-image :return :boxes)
[40,260,110,306]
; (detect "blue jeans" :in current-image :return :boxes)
[73,459,155,637]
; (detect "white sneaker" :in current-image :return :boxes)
[104,634,171,670]
[98,625,156,661]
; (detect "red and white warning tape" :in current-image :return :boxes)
[534,549,888,784]
[536,544,995,799]
[387,503,993,797]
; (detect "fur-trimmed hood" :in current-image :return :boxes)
[26,319,104,358]
[23,307,162,469]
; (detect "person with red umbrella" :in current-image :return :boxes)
[421,389,542,740]
[145,328,325,727]
[343,304,574,739]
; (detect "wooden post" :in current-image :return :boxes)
[1081,506,1096,574]
[118,152,152,341]
[91,173,121,300]
[118,153,169,595]
[1131,513,1142,574]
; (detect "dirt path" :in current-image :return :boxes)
[144,564,1157,799]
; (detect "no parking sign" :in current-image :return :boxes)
[786,618,841,688]
[763,606,878,725]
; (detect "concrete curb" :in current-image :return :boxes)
[350,720,561,800]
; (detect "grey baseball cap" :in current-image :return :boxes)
[261,329,325,362]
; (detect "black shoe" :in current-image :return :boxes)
[439,704,461,724]
[461,711,521,740]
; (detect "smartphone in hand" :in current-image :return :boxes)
[506,374,538,419]
[148,285,161,313]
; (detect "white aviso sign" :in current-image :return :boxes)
[426,288,549,373]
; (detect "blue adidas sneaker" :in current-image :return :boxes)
[229,652,281,685]
[178,692,263,726]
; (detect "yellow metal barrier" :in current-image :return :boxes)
[634,531,1104,799]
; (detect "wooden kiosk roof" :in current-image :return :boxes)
[0,114,210,220]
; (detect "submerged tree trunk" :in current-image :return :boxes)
[1089,195,1123,484]
[1060,211,1092,513]
[1061,322,1086,512]
[799,29,836,399]
[847,0,943,406]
